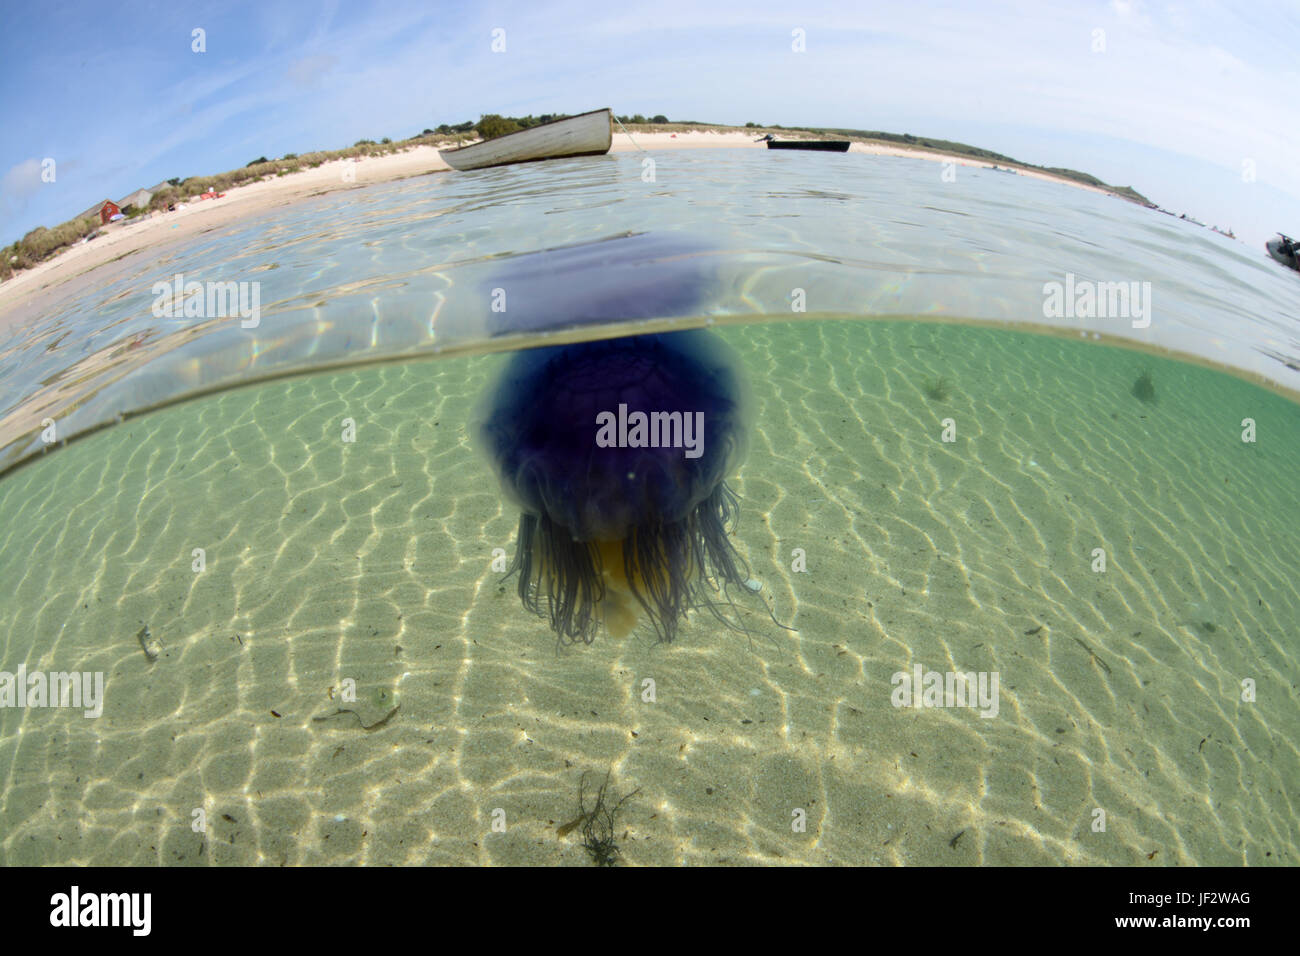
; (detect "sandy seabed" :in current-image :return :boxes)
[0,319,1295,865]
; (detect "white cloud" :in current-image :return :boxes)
[1,159,44,215]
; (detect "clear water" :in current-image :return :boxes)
[3,151,1297,473]
[0,150,1296,864]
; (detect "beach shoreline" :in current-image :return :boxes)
[0,131,1130,322]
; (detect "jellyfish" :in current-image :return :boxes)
[474,329,754,645]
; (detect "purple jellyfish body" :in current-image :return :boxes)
[475,329,754,645]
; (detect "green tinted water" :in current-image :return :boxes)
[0,318,1295,864]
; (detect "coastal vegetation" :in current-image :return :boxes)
[1,140,417,280]
[1,112,1152,282]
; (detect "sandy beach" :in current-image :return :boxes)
[0,132,1128,322]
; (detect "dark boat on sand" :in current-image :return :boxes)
[1265,233,1299,272]
[758,134,850,152]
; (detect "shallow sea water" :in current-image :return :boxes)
[0,151,1296,865]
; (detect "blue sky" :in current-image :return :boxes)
[2,0,1298,250]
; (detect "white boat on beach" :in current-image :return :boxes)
[439,108,614,171]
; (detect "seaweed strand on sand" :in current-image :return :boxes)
[563,771,640,866]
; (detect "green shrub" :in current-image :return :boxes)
[149,187,178,211]
[476,114,521,140]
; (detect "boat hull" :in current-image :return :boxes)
[765,140,851,152]
[1266,237,1299,272]
[439,108,613,171]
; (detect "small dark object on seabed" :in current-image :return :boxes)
[1073,636,1112,675]
[137,624,162,661]
[311,704,400,731]
[922,376,954,402]
[1132,369,1157,405]
[564,771,640,866]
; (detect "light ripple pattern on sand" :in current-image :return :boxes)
[0,318,1295,865]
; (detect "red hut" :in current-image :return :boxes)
[75,199,123,226]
